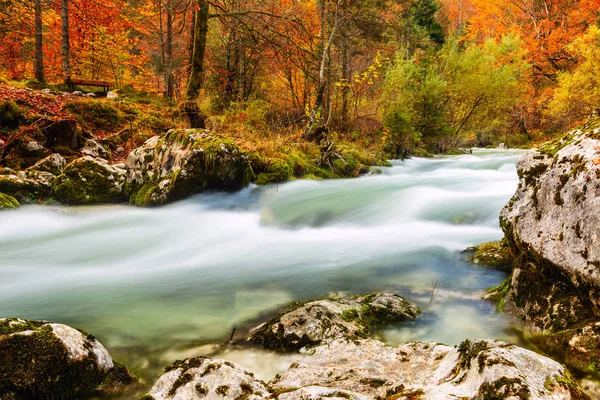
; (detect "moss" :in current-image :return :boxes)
[63,100,127,132]
[0,176,51,202]
[531,323,600,381]
[485,278,511,312]
[478,377,530,400]
[195,383,208,396]
[452,339,492,380]
[216,385,229,396]
[466,241,514,271]
[342,308,360,322]
[52,158,126,205]
[168,371,194,396]
[255,158,293,185]
[359,377,388,388]
[0,100,24,130]
[0,192,20,209]
[0,319,122,399]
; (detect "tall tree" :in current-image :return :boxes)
[61,0,71,79]
[34,0,45,83]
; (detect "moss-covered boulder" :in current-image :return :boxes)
[125,129,253,206]
[52,156,127,205]
[0,172,53,202]
[465,240,515,271]
[0,318,136,399]
[255,158,293,185]
[248,293,420,351]
[0,193,19,210]
[143,357,269,400]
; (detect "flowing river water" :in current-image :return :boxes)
[0,149,527,389]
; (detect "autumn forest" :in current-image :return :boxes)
[1,0,599,157]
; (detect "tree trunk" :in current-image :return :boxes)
[183,0,209,128]
[34,0,45,83]
[61,0,71,80]
[304,2,339,139]
[165,0,174,99]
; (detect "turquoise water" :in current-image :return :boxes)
[0,149,525,385]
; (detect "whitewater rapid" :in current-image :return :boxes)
[0,148,525,382]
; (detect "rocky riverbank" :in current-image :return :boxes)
[1,293,590,399]
[482,112,600,389]
[0,85,386,208]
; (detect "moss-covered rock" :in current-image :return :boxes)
[465,240,515,271]
[531,321,600,381]
[0,193,19,209]
[125,129,254,206]
[247,293,420,351]
[52,156,127,205]
[0,318,136,399]
[255,158,293,185]
[0,172,53,202]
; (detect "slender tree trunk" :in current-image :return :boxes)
[61,0,71,80]
[183,0,209,128]
[158,0,166,95]
[166,0,174,98]
[304,5,340,139]
[34,0,45,83]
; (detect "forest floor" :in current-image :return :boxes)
[0,83,389,184]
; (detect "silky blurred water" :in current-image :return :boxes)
[0,148,525,385]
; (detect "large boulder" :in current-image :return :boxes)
[248,293,420,351]
[493,119,600,335]
[142,358,270,400]
[499,119,600,322]
[0,318,135,399]
[491,114,600,384]
[125,129,253,206]
[270,338,586,399]
[0,193,19,210]
[52,156,127,205]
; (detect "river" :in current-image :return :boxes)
[0,148,525,388]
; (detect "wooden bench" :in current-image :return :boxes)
[66,77,111,93]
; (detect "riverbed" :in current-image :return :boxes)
[0,149,525,388]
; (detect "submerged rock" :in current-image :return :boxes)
[465,240,515,271]
[125,129,253,206]
[52,156,127,205]
[270,338,585,399]
[143,357,269,400]
[248,293,420,351]
[0,192,19,209]
[0,318,135,399]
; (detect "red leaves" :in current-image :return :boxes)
[0,84,70,119]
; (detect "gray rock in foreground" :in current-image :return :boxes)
[247,293,421,351]
[271,338,585,399]
[0,318,135,399]
[146,338,585,399]
[144,358,269,400]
